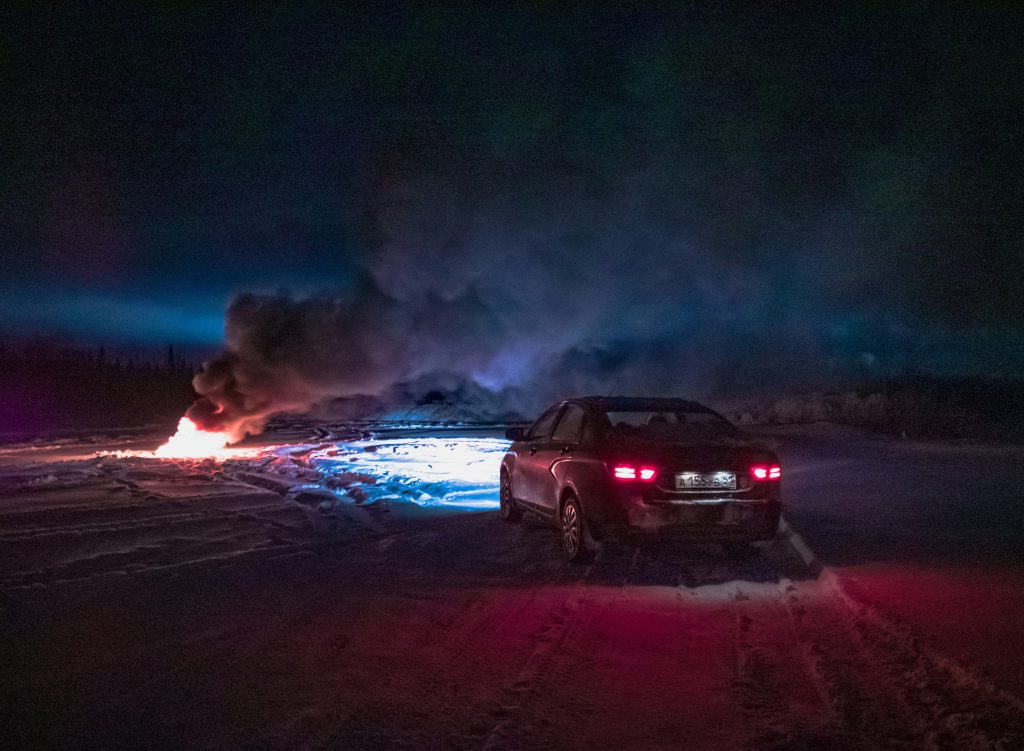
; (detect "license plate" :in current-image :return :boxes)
[675,471,736,490]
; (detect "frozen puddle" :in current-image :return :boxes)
[287,437,510,510]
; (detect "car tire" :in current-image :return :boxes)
[560,493,591,563]
[499,470,522,522]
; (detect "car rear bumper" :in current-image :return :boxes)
[592,497,781,542]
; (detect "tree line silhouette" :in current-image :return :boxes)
[0,340,196,437]
[2,339,1021,441]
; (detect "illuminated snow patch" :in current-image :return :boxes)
[306,437,511,509]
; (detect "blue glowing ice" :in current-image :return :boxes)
[305,437,511,510]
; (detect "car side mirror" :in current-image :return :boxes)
[505,427,526,441]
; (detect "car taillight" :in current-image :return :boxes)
[751,464,781,481]
[612,465,658,482]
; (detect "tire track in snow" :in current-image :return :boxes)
[732,603,815,749]
[728,518,1024,750]
[478,595,591,751]
[779,573,1024,750]
[0,503,293,542]
[467,548,597,751]
[471,539,639,749]
[0,539,317,591]
[825,572,1024,750]
[295,588,508,751]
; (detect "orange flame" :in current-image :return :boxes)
[154,417,232,458]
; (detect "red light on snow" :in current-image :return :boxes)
[751,464,781,481]
[613,465,658,481]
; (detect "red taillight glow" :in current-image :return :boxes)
[751,464,781,481]
[613,465,636,480]
[612,465,658,482]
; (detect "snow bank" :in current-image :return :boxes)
[713,389,979,437]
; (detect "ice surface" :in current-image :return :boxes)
[298,437,510,509]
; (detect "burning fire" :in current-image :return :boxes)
[155,417,232,458]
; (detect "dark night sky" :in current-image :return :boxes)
[2,4,1022,400]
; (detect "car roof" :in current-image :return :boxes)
[570,396,712,412]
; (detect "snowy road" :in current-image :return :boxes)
[2,426,1023,749]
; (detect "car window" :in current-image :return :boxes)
[604,409,739,439]
[527,406,562,440]
[551,404,585,443]
[580,414,599,446]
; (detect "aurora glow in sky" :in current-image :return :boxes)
[2,5,1022,404]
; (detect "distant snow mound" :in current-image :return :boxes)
[375,402,496,424]
[308,378,528,424]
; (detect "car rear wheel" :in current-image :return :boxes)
[499,471,522,521]
[560,494,590,563]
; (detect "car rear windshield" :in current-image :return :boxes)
[604,410,739,440]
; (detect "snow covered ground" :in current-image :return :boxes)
[2,423,1023,749]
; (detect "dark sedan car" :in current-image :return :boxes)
[500,396,781,561]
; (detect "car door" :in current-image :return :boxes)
[534,403,586,514]
[512,405,563,512]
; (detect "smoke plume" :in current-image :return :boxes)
[187,157,849,440]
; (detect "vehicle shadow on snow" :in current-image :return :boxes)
[327,507,819,591]
[585,533,816,589]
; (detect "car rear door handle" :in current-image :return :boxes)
[560,445,571,455]
[529,446,538,455]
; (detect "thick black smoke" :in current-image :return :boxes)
[187,280,519,439]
